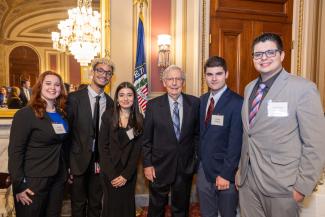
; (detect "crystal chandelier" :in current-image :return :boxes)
[51,0,101,66]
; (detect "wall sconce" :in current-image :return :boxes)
[157,34,171,68]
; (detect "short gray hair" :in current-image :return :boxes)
[162,65,186,80]
[91,58,115,73]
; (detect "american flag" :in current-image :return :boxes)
[134,13,148,112]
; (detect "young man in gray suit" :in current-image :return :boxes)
[237,33,325,217]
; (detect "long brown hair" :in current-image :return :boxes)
[29,71,67,118]
[112,82,143,135]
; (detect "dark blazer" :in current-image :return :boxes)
[7,97,23,109]
[19,87,32,107]
[142,93,200,184]
[8,106,68,192]
[199,88,243,183]
[67,87,113,175]
[99,110,142,181]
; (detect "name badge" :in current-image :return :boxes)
[126,128,135,140]
[52,123,67,134]
[211,115,224,126]
[267,101,288,117]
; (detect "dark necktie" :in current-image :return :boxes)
[93,95,101,173]
[172,101,181,140]
[205,97,215,127]
[249,83,266,128]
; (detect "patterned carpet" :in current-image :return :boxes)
[137,203,201,217]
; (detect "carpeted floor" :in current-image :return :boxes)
[137,203,201,217]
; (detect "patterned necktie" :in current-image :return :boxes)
[205,97,215,127]
[93,95,101,173]
[249,83,266,128]
[172,101,181,140]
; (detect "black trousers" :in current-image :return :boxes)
[71,162,103,217]
[14,167,67,217]
[148,173,193,217]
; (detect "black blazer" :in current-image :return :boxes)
[99,110,143,181]
[7,97,23,109]
[19,87,32,107]
[67,87,113,175]
[8,106,68,192]
[142,93,200,184]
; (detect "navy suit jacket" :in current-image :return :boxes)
[199,88,243,183]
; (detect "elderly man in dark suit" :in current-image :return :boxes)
[142,65,200,217]
[197,56,243,217]
[67,58,114,217]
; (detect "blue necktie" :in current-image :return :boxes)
[172,101,180,140]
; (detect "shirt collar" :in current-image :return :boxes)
[87,85,105,98]
[168,94,183,105]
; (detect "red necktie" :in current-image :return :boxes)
[205,97,215,127]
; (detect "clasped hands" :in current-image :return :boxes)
[111,175,127,188]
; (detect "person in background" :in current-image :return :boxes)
[8,71,69,217]
[7,86,23,109]
[67,58,114,217]
[142,65,200,217]
[19,79,32,107]
[237,32,325,217]
[99,82,143,217]
[0,86,8,107]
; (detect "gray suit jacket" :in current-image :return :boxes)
[238,69,325,197]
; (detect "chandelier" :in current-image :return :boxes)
[51,0,101,66]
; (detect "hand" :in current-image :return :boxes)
[293,189,305,202]
[16,188,34,205]
[67,168,73,184]
[144,166,156,182]
[111,176,127,188]
[235,170,239,190]
[216,176,230,190]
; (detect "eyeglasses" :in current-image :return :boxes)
[164,77,184,82]
[94,68,113,77]
[252,49,281,60]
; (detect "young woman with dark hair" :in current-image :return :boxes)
[99,81,143,217]
[8,71,69,217]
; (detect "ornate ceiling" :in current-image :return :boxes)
[0,0,100,45]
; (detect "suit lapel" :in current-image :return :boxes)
[160,94,177,140]
[179,94,192,141]
[200,93,210,136]
[80,88,93,129]
[250,70,289,130]
[243,79,258,131]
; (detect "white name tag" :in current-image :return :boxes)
[126,128,135,140]
[267,101,288,117]
[211,115,224,126]
[52,123,67,134]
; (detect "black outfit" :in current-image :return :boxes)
[67,88,113,217]
[99,110,143,217]
[142,93,200,217]
[7,96,23,109]
[19,87,32,107]
[8,106,69,217]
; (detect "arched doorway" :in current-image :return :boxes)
[9,46,39,87]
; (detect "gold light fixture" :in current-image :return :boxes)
[51,0,101,66]
[157,34,171,68]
